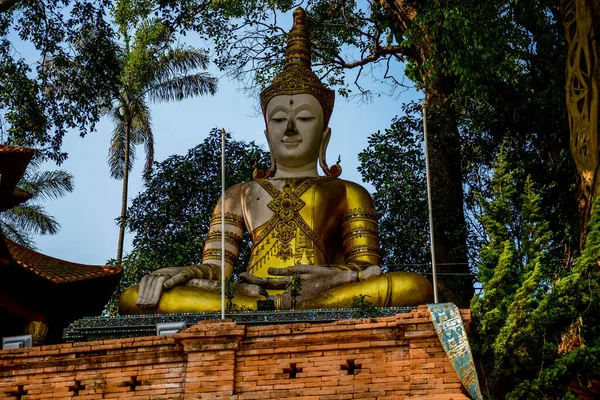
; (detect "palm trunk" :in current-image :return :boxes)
[116,122,131,265]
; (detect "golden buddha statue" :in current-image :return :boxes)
[119,8,433,314]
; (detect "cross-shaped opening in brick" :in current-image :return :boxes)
[123,376,142,391]
[283,363,303,378]
[341,359,361,375]
[8,385,27,400]
[69,380,86,395]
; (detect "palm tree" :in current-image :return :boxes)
[107,20,217,264]
[0,161,74,249]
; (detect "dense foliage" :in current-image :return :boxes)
[358,102,429,271]
[471,152,600,399]
[0,0,120,163]
[104,129,269,315]
[458,0,577,259]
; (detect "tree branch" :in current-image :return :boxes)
[0,0,19,14]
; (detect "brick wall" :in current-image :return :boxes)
[0,306,470,399]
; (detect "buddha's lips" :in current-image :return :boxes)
[282,139,301,144]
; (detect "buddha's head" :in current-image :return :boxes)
[259,8,340,178]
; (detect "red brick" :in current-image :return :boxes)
[0,308,473,399]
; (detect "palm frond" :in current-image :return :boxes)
[137,111,154,181]
[109,104,126,123]
[20,170,74,201]
[108,120,137,179]
[1,204,60,236]
[146,72,218,103]
[108,120,126,179]
[129,101,152,145]
[0,220,37,249]
[149,47,211,86]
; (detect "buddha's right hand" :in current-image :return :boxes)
[136,266,196,308]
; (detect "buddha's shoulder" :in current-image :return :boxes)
[224,181,252,196]
[326,178,371,196]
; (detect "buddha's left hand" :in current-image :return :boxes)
[136,266,196,308]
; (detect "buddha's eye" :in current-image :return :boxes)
[296,110,315,122]
[271,117,287,123]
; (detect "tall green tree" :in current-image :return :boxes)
[104,129,269,315]
[108,4,217,264]
[0,162,74,248]
[358,102,430,272]
[0,0,120,163]
[458,0,578,263]
[471,151,600,399]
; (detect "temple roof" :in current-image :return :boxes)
[0,145,34,196]
[0,145,34,212]
[4,239,123,284]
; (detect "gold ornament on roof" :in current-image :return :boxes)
[260,8,335,127]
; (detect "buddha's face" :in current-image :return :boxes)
[265,93,325,169]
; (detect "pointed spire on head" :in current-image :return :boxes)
[285,8,311,69]
[260,7,335,127]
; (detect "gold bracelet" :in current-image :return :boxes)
[346,262,359,271]
[357,270,364,282]
[184,266,197,279]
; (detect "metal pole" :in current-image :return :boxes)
[423,105,439,303]
[221,129,226,319]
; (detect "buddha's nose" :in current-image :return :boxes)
[285,117,298,135]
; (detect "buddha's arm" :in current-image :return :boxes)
[341,182,382,271]
[133,184,246,308]
[198,183,245,280]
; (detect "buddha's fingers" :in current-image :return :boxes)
[236,283,269,298]
[138,274,157,306]
[362,265,383,280]
[240,272,290,289]
[164,272,189,289]
[136,275,151,306]
[268,266,326,276]
[266,268,292,276]
[147,275,168,307]
[137,275,166,307]
[239,272,264,285]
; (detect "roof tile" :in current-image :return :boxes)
[5,239,123,284]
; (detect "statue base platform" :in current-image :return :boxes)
[1,305,473,399]
[63,307,417,342]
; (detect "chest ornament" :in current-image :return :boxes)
[253,178,330,264]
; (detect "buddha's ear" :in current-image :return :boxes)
[319,127,332,172]
[320,127,342,177]
[264,129,276,176]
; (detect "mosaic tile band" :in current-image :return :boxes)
[428,302,483,400]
